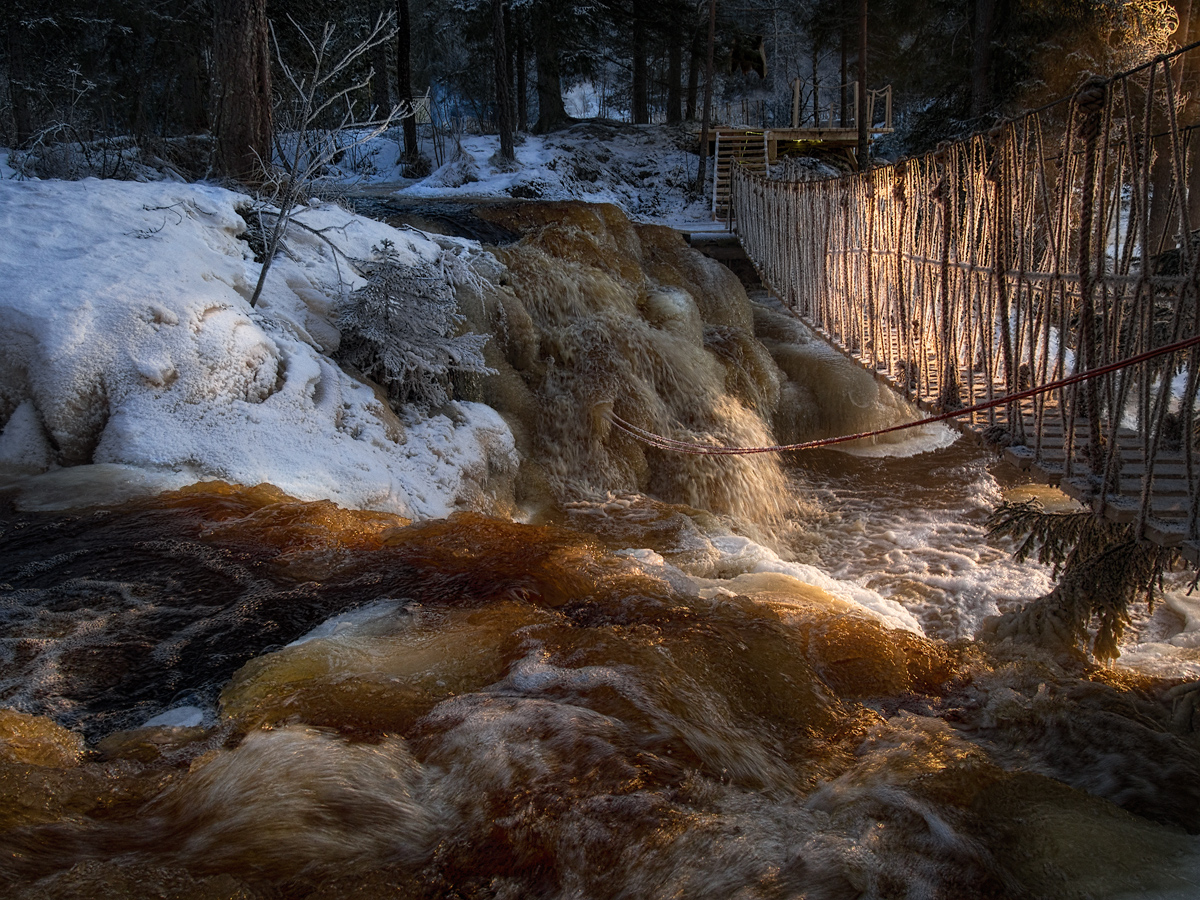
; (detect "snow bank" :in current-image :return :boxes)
[324,124,712,224]
[0,178,516,518]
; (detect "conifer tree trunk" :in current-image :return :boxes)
[533,13,570,133]
[812,40,820,124]
[493,0,514,157]
[686,26,701,120]
[214,0,272,181]
[6,19,34,147]
[696,0,717,193]
[371,5,392,116]
[857,0,868,168]
[396,0,418,158]
[971,0,995,119]
[632,14,649,124]
[840,12,849,127]
[516,19,528,130]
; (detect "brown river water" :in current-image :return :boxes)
[2,201,1200,899]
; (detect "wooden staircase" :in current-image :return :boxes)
[711,129,769,222]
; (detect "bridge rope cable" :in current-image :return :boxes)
[607,331,1200,457]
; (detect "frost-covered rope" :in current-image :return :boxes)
[608,331,1200,456]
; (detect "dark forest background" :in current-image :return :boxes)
[0,1,1194,179]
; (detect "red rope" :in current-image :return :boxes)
[608,331,1200,456]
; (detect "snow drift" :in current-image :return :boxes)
[0,178,516,518]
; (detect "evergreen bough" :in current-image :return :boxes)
[336,240,493,411]
[982,499,1175,661]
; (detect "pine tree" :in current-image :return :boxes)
[336,242,494,411]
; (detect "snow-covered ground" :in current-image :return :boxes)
[0,123,723,520]
[0,178,516,517]
[321,123,714,225]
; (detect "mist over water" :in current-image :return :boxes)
[3,201,1200,899]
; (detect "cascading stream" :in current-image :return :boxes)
[3,201,1200,900]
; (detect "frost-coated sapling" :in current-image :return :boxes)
[336,240,494,411]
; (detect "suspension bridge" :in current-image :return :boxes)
[721,46,1200,565]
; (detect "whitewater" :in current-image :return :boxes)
[2,142,1200,898]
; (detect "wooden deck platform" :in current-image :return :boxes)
[706,126,894,221]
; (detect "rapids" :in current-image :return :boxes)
[2,200,1200,899]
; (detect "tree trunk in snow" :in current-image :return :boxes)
[812,39,821,125]
[7,20,34,147]
[533,18,570,133]
[840,11,849,127]
[371,6,392,117]
[686,26,702,121]
[696,0,717,193]
[396,0,418,159]
[667,27,683,124]
[971,0,995,119]
[516,18,528,130]
[857,0,868,168]
[493,0,515,158]
[213,0,272,181]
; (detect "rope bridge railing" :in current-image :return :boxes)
[731,44,1200,555]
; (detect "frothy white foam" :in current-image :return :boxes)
[1118,591,1200,679]
[836,422,960,458]
[798,445,1057,640]
[143,705,207,728]
[706,534,924,633]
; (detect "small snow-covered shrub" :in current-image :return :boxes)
[427,154,479,187]
[13,134,141,180]
[336,241,493,411]
[11,134,216,182]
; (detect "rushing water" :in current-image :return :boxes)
[3,201,1200,899]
